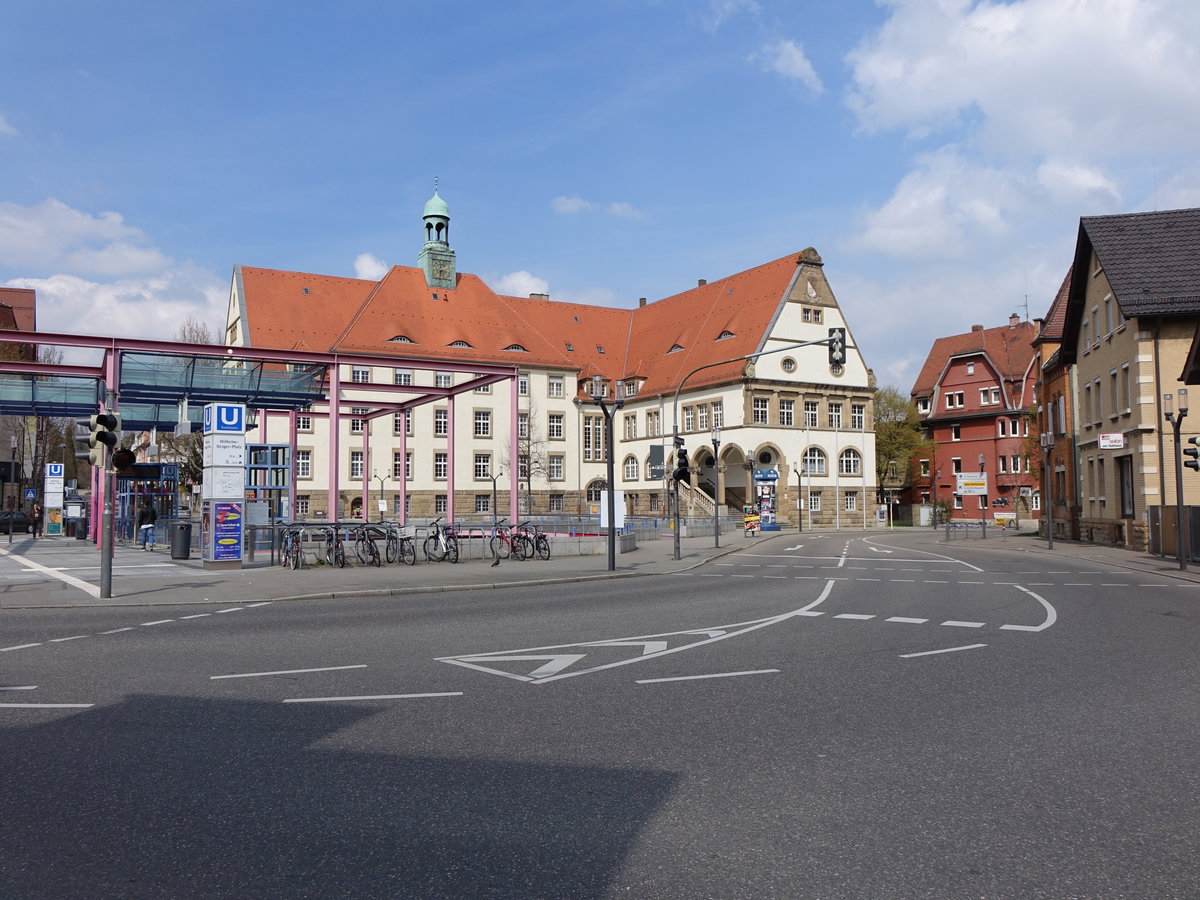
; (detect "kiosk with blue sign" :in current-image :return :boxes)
[754,468,780,531]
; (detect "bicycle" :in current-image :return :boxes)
[324,525,347,568]
[352,525,382,567]
[280,526,305,570]
[488,518,517,560]
[514,521,551,561]
[423,517,459,563]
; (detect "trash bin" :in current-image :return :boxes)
[75,518,89,540]
[171,522,192,560]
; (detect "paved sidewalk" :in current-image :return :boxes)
[1,527,1198,610]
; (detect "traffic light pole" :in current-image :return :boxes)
[1164,391,1189,571]
[669,334,839,561]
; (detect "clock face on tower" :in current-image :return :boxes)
[432,258,451,281]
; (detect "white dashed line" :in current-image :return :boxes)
[942,621,987,628]
[215,607,244,614]
[0,702,94,709]
[212,664,367,680]
[1,643,41,652]
[637,669,780,684]
[179,614,211,619]
[140,619,174,626]
[900,644,987,659]
[886,617,929,624]
[834,613,876,620]
[49,636,89,643]
[99,627,133,634]
[282,692,462,704]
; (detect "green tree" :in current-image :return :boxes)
[873,385,931,492]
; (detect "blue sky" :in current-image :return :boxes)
[3,0,1199,390]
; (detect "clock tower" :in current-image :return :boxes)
[418,182,457,290]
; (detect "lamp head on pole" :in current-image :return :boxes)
[1180,388,1190,414]
[978,453,986,471]
[591,374,603,400]
[1165,392,1175,416]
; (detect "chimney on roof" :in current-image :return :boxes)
[971,324,984,332]
[638,297,646,307]
[529,292,549,301]
[1009,313,1020,327]
[698,279,707,287]
[1034,317,1045,335]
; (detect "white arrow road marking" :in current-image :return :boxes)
[439,581,836,684]
[783,544,804,551]
[868,547,893,554]
[999,585,1057,632]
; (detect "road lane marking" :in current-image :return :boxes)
[900,644,987,659]
[283,692,462,703]
[0,685,37,691]
[99,627,134,634]
[834,614,876,620]
[215,607,244,613]
[942,621,986,628]
[179,614,211,619]
[140,619,174,626]
[0,702,94,709]
[1,643,41,652]
[49,636,89,643]
[211,664,368,680]
[999,586,1057,632]
[637,669,780,684]
[886,617,929,624]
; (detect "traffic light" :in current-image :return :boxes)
[1186,436,1200,471]
[85,412,120,467]
[828,327,847,366]
[672,445,689,482]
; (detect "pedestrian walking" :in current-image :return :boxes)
[137,501,157,550]
[30,502,43,539]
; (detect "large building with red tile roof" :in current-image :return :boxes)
[908,316,1040,525]
[226,190,879,527]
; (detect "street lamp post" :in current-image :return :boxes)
[8,436,15,544]
[590,376,624,571]
[1165,390,1189,571]
[1040,431,1055,550]
[711,424,721,548]
[373,471,386,524]
[793,466,802,532]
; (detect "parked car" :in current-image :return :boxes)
[0,510,31,534]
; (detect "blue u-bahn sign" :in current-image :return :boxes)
[202,403,246,435]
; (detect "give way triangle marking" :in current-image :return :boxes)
[437,581,835,684]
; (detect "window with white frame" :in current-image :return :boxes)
[919,459,930,477]
[351,366,371,383]
[474,374,491,393]
[917,398,930,415]
[945,391,964,409]
[394,369,412,386]
[475,494,490,513]
[296,449,312,479]
[518,374,529,395]
[951,424,961,441]
[583,415,605,461]
[711,401,723,428]
[474,410,491,438]
[519,413,529,439]
[435,494,447,514]
[624,379,638,398]
[434,452,448,479]
[549,493,564,512]
[698,404,709,431]
[548,413,564,440]
[804,401,819,428]
[547,375,564,398]
[828,403,842,429]
[952,457,962,473]
[851,403,865,429]
[779,399,794,427]
[1011,455,1021,473]
[435,372,452,388]
[392,412,405,435]
[839,448,861,475]
[646,410,660,437]
[295,495,310,516]
[473,453,491,479]
[953,493,963,509]
[391,451,405,479]
[350,450,363,479]
[349,407,368,434]
[623,456,639,480]
[684,406,696,432]
[998,456,1008,473]
[548,454,564,480]
[803,447,826,475]
[753,397,769,424]
[434,408,448,436]
[844,491,858,511]
[623,414,637,440]
[1032,491,1041,511]
[966,362,975,375]
[297,415,312,432]
[808,491,821,512]
[998,418,1007,436]
[519,455,529,480]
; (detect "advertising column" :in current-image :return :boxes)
[43,463,64,536]
[201,403,246,569]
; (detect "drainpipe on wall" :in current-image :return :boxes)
[1154,318,1166,558]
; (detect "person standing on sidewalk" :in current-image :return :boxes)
[30,502,43,539]
[137,501,157,551]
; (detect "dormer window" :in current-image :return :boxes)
[716,330,735,341]
[623,379,638,397]
[667,344,684,354]
[389,335,415,343]
[448,340,472,348]
[597,345,605,354]
[502,344,528,352]
[565,343,574,352]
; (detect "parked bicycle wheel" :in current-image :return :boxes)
[333,538,346,568]
[535,534,551,560]
[399,538,417,566]
[385,534,399,564]
[446,535,459,563]
[424,534,444,562]
[367,537,382,567]
[489,534,511,559]
[512,535,531,560]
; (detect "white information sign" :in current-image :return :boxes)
[201,467,245,499]
[599,491,627,528]
[1098,433,1126,449]
[203,434,247,467]
[956,472,989,496]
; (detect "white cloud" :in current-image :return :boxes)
[7,263,226,342]
[756,39,823,93]
[0,114,17,136]
[0,198,168,276]
[1036,159,1121,206]
[354,252,389,280]
[552,195,594,214]
[553,195,646,219]
[696,0,761,33]
[846,0,1200,157]
[491,270,550,297]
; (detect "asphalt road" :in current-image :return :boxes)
[2,530,1198,898]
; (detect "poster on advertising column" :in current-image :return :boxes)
[213,501,243,561]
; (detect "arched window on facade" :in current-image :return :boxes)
[839,448,861,475]
[623,456,639,481]
[803,447,827,475]
[586,481,607,503]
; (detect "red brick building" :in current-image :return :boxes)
[908,316,1040,525]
